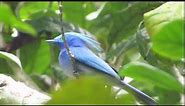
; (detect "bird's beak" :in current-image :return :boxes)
[46,39,55,44]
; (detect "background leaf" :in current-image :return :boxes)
[20,40,51,74]
[89,2,163,47]
[119,62,183,93]
[0,3,36,36]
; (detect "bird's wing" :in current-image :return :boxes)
[65,32,103,52]
[70,47,156,105]
[70,47,121,80]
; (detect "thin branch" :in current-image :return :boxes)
[57,1,79,77]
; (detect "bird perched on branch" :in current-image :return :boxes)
[46,32,156,105]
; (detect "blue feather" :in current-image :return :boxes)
[53,32,103,52]
[70,47,120,79]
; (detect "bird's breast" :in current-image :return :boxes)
[59,50,75,78]
[58,48,101,78]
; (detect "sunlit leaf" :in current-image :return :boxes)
[0,3,36,35]
[119,62,183,93]
[144,2,184,60]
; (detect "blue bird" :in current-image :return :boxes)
[47,32,156,105]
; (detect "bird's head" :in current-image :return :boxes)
[46,32,103,52]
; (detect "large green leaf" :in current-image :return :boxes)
[0,3,36,35]
[119,62,183,93]
[144,2,184,61]
[20,40,51,74]
[48,76,135,104]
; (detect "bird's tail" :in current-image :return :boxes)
[119,80,157,105]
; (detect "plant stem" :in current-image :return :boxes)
[58,1,78,77]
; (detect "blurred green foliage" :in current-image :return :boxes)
[0,3,36,35]
[48,75,135,104]
[0,1,184,105]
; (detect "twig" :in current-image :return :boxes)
[57,1,79,78]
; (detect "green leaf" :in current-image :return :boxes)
[152,20,184,61]
[144,2,184,60]
[12,19,37,35]
[20,40,51,74]
[0,51,22,70]
[27,9,98,37]
[0,3,36,35]
[119,62,183,93]
[153,86,181,104]
[48,76,135,104]
[27,13,61,33]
